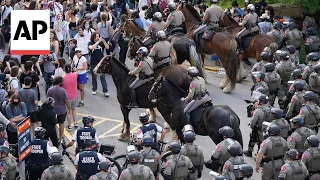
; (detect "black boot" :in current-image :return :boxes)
[194,34,200,53]
[236,38,244,54]
[243,150,252,157]
[185,112,191,125]
[127,89,139,109]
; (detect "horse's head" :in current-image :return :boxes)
[220,13,240,27]
[145,6,154,19]
[126,36,143,59]
[178,3,201,31]
[95,55,113,74]
[148,76,164,102]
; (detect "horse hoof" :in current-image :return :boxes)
[223,87,231,94]
[219,83,225,89]
[118,133,130,142]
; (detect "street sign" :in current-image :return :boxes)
[17,117,31,162]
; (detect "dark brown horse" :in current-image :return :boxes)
[178,3,239,93]
[121,18,146,38]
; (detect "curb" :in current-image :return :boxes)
[204,66,225,73]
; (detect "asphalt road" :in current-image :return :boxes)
[58,58,260,179]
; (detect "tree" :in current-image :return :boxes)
[273,0,320,13]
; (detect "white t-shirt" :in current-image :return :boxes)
[74,34,90,55]
[73,55,87,75]
[54,67,66,78]
[9,77,20,91]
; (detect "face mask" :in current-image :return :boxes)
[6,4,10,7]
[80,34,84,37]
[85,24,90,29]
[13,102,19,106]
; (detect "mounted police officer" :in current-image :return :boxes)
[286,81,305,119]
[74,139,108,180]
[148,31,173,70]
[180,129,204,179]
[236,4,259,53]
[303,52,319,83]
[264,63,281,106]
[147,12,165,40]
[0,145,17,180]
[193,0,223,51]
[165,2,186,33]
[244,94,272,157]
[89,161,114,180]
[286,45,299,66]
[222,143,247,180]
[67,116,99,154]
[206,126,241,172]
[278,149,309,180]
[181,67,210,125]
[284,22,303,56]
[305,27,320,54]
[120,150,155,180]
[267,22,284,49]
[128,47,154,109]
[251,71,269,95]
[301,135,320,180]
[139,135,161,179]
[255,124,287,180]
[288,116,315,154]
[269,108,290,139]
[41,152,74,180]
[275,50,295,106]
[161,142,196,180]
[299,91,320,131]
[27,127,55,180]
[137,113,165,151]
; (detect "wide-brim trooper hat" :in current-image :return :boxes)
[260,13,270,19]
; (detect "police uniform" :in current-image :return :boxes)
[251,61,267,74]
[28,138,55,180]
[148,21,165,38]
[264,71,281,106]
[236,12,259,41]
[0,156,18,180]
[165,10,185,31]
[309,71,320,93]
[162,154,194,180]
[287,91,305,118]
[302,16,316,34]
[305,35,320,54]
[252,81,269,95]
[137,123,163,148]
[250,103,272,141]
[267,29,284,48]
[148,40,173,69]
[74,150,107,180]
[301,147,320,179]
[303,63,317,83]
[278,160,309,179]
[139,147,161,177]
[289,54,300,66]
[41,165,74,180]
[299,102,320,130]
[222,156,247,180]
[184,76,210,114]
[275,60,296,100]
[284,28,303,50]
[89,171,113,180]
[72,127,99,153]
[288,126,315,154]
[129,56,154,89]
[258,136,287,180]
[180,143,204,179]
[119,164,155,180]
[270,119,290,139]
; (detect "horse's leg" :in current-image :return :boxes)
[118,106,131,141]
[219,76,228,89]
[223,77,232,94]
[148,108,157,122]
[236,59,245,83]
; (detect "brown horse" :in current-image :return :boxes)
[178,3,238,93]
[121,18,146,38]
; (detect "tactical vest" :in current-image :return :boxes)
[288,161,304,179]
[173,155,189,179]
[287,29,303,47]
[303,104,319,126]
[95,172,111,180]
[218,139,235,164]
[140,123,158,143]
[266,72,279,93]
[295,128,313,153]
[49,165,66,180]
[308,36,320,52]
[29,139,49,164]
[184,144,201,167]
[1,157,17,179]
[279,62,294,82]
[272,119,289,138]
[229,157,246,178]
[76,127,96,149]
[128,165,144,180]
[308,73,320,91]
[305,149,320,172]
[265,137,285,158]
[140,149,159,173]
[78,151,99,177]
[260,105,273,123]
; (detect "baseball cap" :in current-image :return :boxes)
[75,48,81,52]
[65,64,72,73]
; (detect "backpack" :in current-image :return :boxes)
[1,24,10,43]
[140,149,159,173]
[8,77,21,91]
[128,165,144,180]
[49,165,66,180]
[173,155,189,179]
[185,144,201,167]
[260,105,273,123]
[159,0,168,11]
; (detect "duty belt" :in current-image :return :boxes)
[207,21,219,25]
[170,24,182,28]
[158,56,170,61]
[309,170,320,175]
[262,155,283,163]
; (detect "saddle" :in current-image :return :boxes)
[188,100,213,123]
[200,27,225,41]
[240,31,259,49]
[128,78,155,101]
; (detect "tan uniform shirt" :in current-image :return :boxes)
[299,102,320,128]
[185,76,207,101]
[130,56,154,78]
[278,160,309,179]
[147,21,165,36]
[149,41,172,59]
[166,10,185,27]
[203,4,223,24]
[212,138,242,165]
[162,154,194,180]
[287,91,305,116]
[119,164,155,180]
[241,13,259,32]
[41,165,74,180]
[288,126,315,152]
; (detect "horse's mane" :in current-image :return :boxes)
[128,19,145,32]
[111,56,130,73]
[223,13,240,27]
[178,3,201,21]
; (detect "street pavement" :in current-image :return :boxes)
[58,58,261,179]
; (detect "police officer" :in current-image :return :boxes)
[165,2,186,33]
[302,52,319,82]
[255,124,287,180]
[27,127,55,180]
[275,50,296,105]
[161,142,196,180]
[236,4,259,53]
[301,135,320,180]
[299,91,320,131]
[251,52,269,75]
[146,12,165,40]
[278,149,309,180]
[251,71,269,95]
[148,31,173,70]
[74,139,107,180]
[139,135,161,179]
[309,63,320,95]
[284,22,303,56]
[286,81,305,118]
[269,108,290,139]
[41,152,74,180]
[0,145,17,180]
[267,22,284,49]
[206,126,241,172]
[305,27,320,54]
[128,47,154,109]
[239,164,254,180]
[180,129,204,179]
[244,94,272,157]
[288,116,315,154]
[67,116,99,154]
[302,11,316,37]
[137,113,165,150]
[222,143,247,180]
[289,69,309,90]
[120,150,155,180]
[89,161,114,180]
[286,45,300,66]
[193,0,223,51]
[264,62,281,106]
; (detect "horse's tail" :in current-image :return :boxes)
[188,45,206,79]
[226,40,238,90]
[230,113,243,147]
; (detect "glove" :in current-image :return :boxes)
[198,171,202,178]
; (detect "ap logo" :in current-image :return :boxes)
[10,10,50,55]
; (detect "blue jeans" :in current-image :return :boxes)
[90,67,108,92]
[43,71,55,93]
[69,29,77,38]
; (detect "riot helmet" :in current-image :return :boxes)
[157,30,166,41]
[292,69,302,79]
[139,112,149,123]
[306,135,320,147]
[136,47,148,56]
[50,152,63,164]
[218,126,234,138]
[0,145,9,156]
[227,143,242,157]
[307,52,319,62]
[256,87,268,95]
[286,149,300,160]
[183,131,196,142]
[293,80,304,91]
[168,141,181,154]
[168,2,177,11]
[142,134,154,146]
[260,51,270,60]
[153,12,162,22]
[35,127,46,138]
[271,108,284,119]
[127,151,140,164]
[258,94,269,104]
[240,164,253,178]
[187,67,199,77]
[303,91,315,101]
[288,22,296,30]
[253,71,265,81]
[266,124,281,136]
[307,27,317,35]
[279,51,290,60]
[290,116,304,127]
[314,63,320,73]
[99,161,111,171]
[273,22,282,29]
[286,45,296,54]
[82,116,95,126]
[264,63,275,72]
